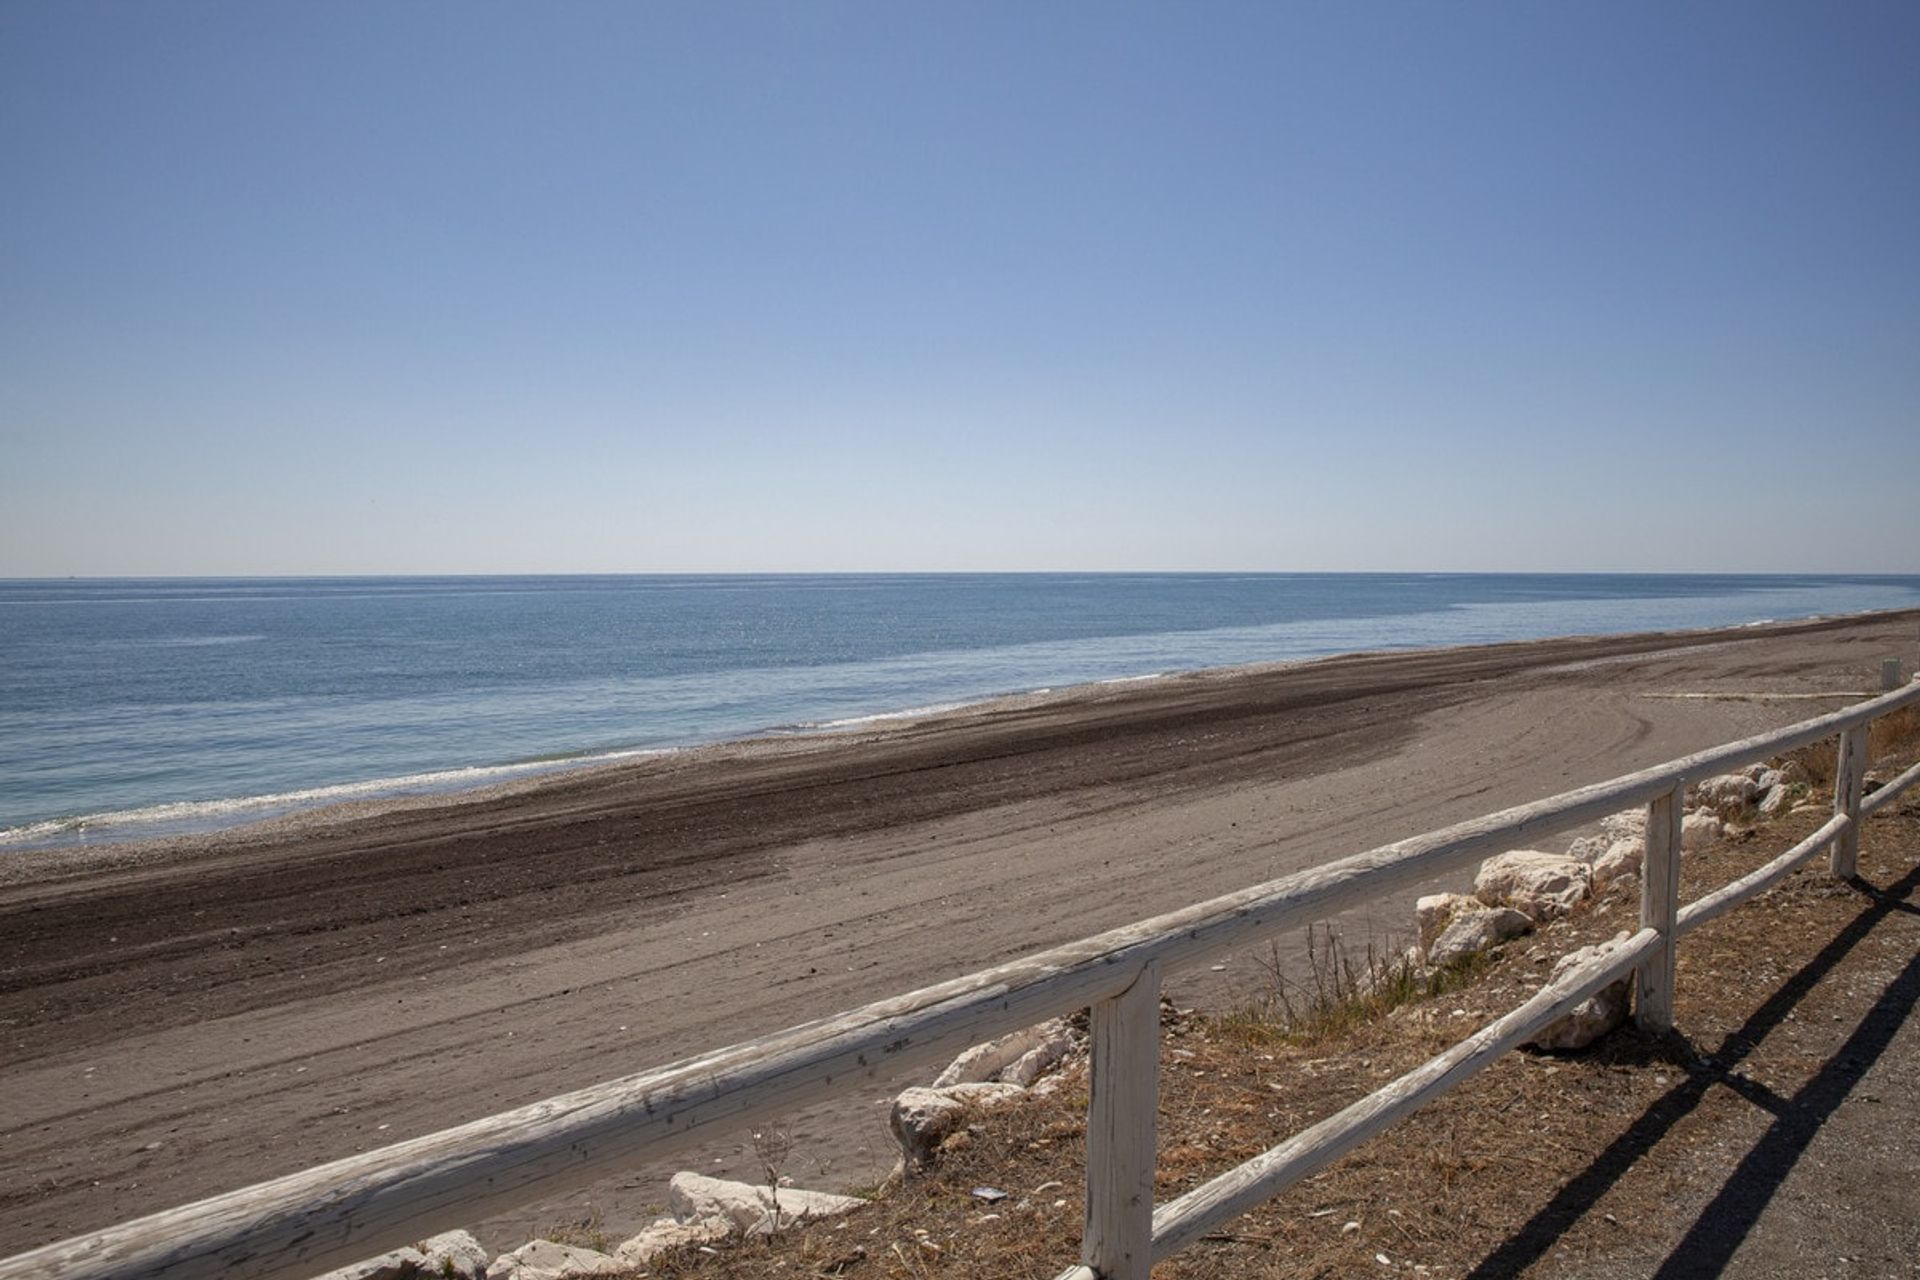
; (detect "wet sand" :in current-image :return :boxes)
[2,610,1916,1255]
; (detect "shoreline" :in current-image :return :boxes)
[4,607,1919,1253]
[4,604,1915,881]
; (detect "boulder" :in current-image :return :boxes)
[615,1215,733,1265]
[1590,839,1644,891]
[1526,932,1633,1051]
[934,1019,1072,1088]
[419,1231,489,1280]
[313,1248,429,1280]
[1692,773,1756,812]
[1426,905,1532,967]
[1565,834,1611,862]
[999,1026,1075,1087]
[1474,851,1592,922]
[1680,811,1722,850]
[1600,809,1647,843]
[486,1240,624,1280]
[667,1171,864,1235]
[1414,893,1479,949]
[890,1082,1025,1171]
[1758,784,1795,817]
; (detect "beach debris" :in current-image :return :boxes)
[668,1171,866,1236]
[890,1083,1025,1171]
[485,1239,625,1280]
[1473,851,1592,923]
[970,1185,1009,1203]
[1525,932,1634,1051]
[933,1018,1074,1089]
[1426,905,1532,968]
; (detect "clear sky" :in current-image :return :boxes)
[2,2,1916,576]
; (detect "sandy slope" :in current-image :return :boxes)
[1,610,1915,1254]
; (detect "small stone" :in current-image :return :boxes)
[1427,906,1533,967]
[890,1083,1024,1171]
[1526,931,1633,1051]
[1474,851,1592,922]
[1414,893,1478,949]
[614,1217,732,1266]
[1681,811,1722,850]
[418,1231,489,1280]
[486,1240,624,1280]
[1590,839,1643,891]
[311,1248,428,1280]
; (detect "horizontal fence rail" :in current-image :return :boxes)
[5,678,1919,1280]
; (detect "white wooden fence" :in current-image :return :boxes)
[6,678,1918,1280]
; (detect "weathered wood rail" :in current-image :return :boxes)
[6,678,1918,1280]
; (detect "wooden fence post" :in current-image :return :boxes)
[1082,960,1161,1280]
[1831,725,1869,878]
[1635,785,1683,1030]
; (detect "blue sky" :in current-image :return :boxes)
[2,2,1916,575]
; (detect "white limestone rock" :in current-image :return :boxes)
[1680,810,1722,850]
[668,1171,865,1235]
[1692,773,1756,812]
[313,1248,429,1280]
[615,1215,734,1265]
[1565,834,1611,862]
[1474,851,1592,923]
[1526,932,1633,1051]
[1600,809,1647,843]
[486,1240,625,1280]
[1426,905,1533,968]
[998,1025,1075,1087]
[1415,892,1479,949]
[890,1082,1025,1171]
[1590,839,1644,891]
[418,1231,489,1280]
[934,1019,1072,1088]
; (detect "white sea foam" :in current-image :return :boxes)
[804,701,974,731]
[0,748,671,849]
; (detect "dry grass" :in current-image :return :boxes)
[616,737,1920,1279]
[1209,928,1491,1051]
[1786,702,1920,793]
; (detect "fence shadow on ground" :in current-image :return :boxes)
[1465,861,1920,1280]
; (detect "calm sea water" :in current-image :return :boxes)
[4,573,1917,848]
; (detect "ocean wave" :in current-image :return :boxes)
[788,701,975,732]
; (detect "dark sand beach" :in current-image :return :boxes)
[3,610,1917,1255]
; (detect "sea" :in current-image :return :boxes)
[4,573,1918,850]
